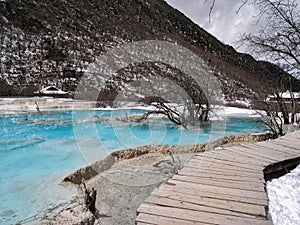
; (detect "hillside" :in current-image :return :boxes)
[0,0,299,106]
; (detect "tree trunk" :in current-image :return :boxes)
[276,94,290,124]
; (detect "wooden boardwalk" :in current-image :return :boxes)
[136,131,300,225]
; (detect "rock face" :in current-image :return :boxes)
[29,197,97,225]
[64,154,116,185]
[1,0,299,102]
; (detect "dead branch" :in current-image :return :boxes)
[153,150,182,174]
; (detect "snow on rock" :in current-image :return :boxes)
[267,164,300,225]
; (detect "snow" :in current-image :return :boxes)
[267,164,300,225]
[1,16,8,23]
[280,91,300,99]
[35,86,68,95]
[227,99,251,107]
[267,90,300,100]
[218,106,260,117]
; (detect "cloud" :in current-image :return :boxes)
[165,0,259,51]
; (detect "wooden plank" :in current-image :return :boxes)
[187,159,259,173]
[136,132,300,225]
[240,143,298,160]
[253,142,300,156]
[178,168,265,183]
[138,203,273,225]
[150,189,267,217]
[136,213,212,225]
[193,155,262,170]
[235,144,287,162]
[180,165,264,179]
[284,135,300,141]
[194,152,260,167]
[172,174,265,192]
[188,156,260,171]
[276,134,300,139]
[178,166,264,181]
[188,153,220,169]
[157,185,268,206]
[165,179,268,201]
[174,173,264,189]
[196,151,266,167]
[217,152,268,167]
[257,140,300,152]
[221,148,272,165]
[136,221,154,225]
[144,194,260,219]
[185,162,264,177]
[225,146,275,163]
[271,139,300,152]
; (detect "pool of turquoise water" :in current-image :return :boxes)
[0,109,265,224]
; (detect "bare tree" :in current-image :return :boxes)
[256,109,284,137]
[240,0,300,126]
[205,0,300,133]
[256,91,286,137]
[137,93,211,129]
[140,76,217,128]
[240,0,300,78]
[109,61,219,129]
[204,0,300,77]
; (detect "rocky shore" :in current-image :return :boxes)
[29,132,274,225]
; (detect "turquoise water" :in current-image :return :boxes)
[0,109,265,224]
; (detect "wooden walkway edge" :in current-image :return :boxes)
[136,131,300,225]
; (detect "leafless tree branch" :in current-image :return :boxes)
[240,0,300,77]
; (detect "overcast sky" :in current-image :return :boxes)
[165,0,300,75]
[165,0,261,52]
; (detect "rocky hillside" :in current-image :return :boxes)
[0,0,299,106]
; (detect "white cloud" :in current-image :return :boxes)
[165,0,260,52]
[166,0,300,49]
